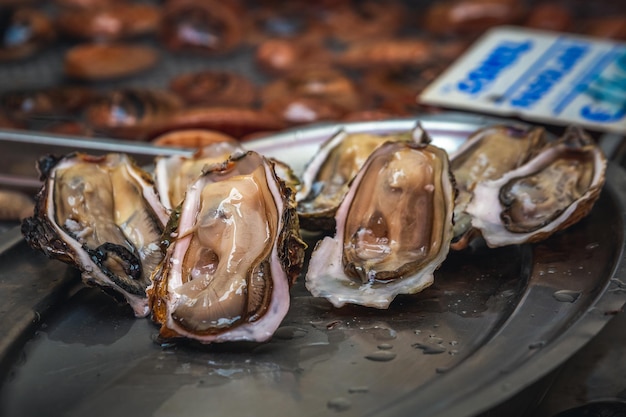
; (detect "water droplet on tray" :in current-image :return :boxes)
[327,397,351,412]
[528,341,546,350]
[500,289,516,298]
[348,386,369,394]
[412,343,446,354]
[365,350,397,362]
[273,326,308,340]
[326,320,341,330]
[553,290,581,303]
[368,326,397,341]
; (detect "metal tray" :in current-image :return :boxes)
[0,116,625,417]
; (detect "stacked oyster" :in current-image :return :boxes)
[21,122,607,344]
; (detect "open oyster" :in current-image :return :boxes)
[296,126,423,231]
[154,137,244,210]
[305,139,455,308]
[154,137,299,212]
[450,124,547,249]
[149,151,307,343]
[21,153,169,317]
[466,126,607,247]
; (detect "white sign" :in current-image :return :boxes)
[420,26,626,134]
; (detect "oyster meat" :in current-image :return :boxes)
[466,126,607,247]
[305,139,455,308]
[149,151,306,343]
[21,153,169,317]
[450,124,547,249]
[296,127,424,231]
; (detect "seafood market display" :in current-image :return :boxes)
[20,121,608,343]
[3,0,621,345]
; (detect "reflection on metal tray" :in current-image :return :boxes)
[0,117,625,417]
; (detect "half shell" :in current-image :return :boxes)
[21,153,169,317]
[149,151,307,343]
[449,124,547,249]
[466,126,607,247]
[305,140,455,308]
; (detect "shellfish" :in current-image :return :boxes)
[466,126,607,247]
[149,151,306,343]
[21,153,169,317]
[305,138,455,309]
[154,136,244,211]
[296,127,424,231]
[449,124,547,249]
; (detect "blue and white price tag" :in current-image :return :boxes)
[420,26,626,133]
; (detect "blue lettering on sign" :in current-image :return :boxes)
[580,50,626,123]
[510,44,588,109]
[580,103,626,122]
[456,40,533,95]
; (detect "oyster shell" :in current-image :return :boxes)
[296,126,424,231]
[154,138,299,211]
[466,126,606,247]
[154,137,244,211]
[149,151,307,343]
[21,153,169,317]
[305,139,455,308]
[450,124,547,249]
